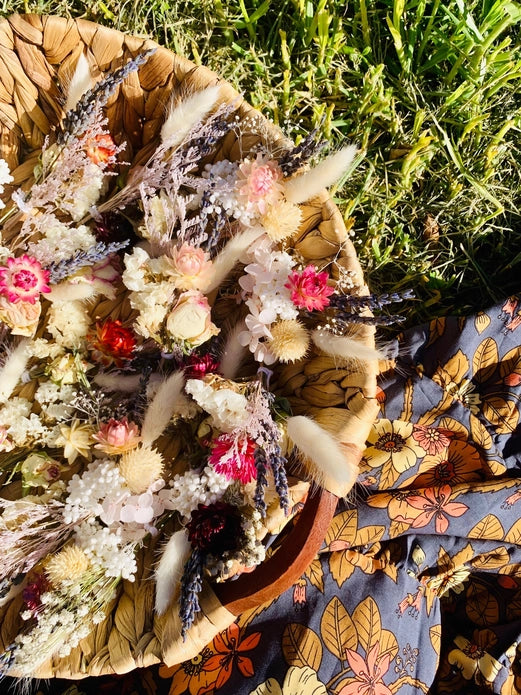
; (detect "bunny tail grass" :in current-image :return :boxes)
[155,530,191,615]
[64,52,93,113]
[311,329,384,362]
[0,338,30,404]
[219,320,248,379]
[284,145,358,204]
[286,415,358,491]
[141,370,186,446]
[161,85,221,147]
[94,373,142,392]
[204,226,265,293]
[48,283,98,302]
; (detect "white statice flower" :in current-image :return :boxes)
[59,162,105,221]
[185,379,249,432]
[27,338,64,360]
[0,158,13,209]
[0,397,55,448]
[46,300,90,348]
[158,465,230,519]
[74,520,138,580]
[35,382,76,422]
[129,282,174,339]
[27,219,96,265]
[122,246,150,292]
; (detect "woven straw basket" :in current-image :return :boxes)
[0,14,378,679]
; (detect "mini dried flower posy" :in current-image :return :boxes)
[0,49,397,678]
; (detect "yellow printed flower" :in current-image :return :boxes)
[364,420,424,474]
[448,632,502,683]
[250,666,327,695]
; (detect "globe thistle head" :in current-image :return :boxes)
[261,199,302,242]
[46,545,90,587]
[268,319,310,363]
[119,444,164,494]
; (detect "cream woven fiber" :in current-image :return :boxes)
[0,14,379,678]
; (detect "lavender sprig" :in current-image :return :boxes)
[253,448,269,517]
[331,313,407,327]
[58,49,156,143]
[278,127,327,177]
[270,444,290,516]
[179,549,203,639]
[47,239,129,282]
[329,289,415,312]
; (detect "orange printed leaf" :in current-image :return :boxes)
[469,415,492,450]
[320,596,357,658]
[379,629,399,662]
[352,596,381,654]
[466,583,500,626]
[429,624,442,654]
[505,518,521,545]
[282,623,322,671]
[468,514,504,541]
[471,546,510,571]
[325,510,358,548]
[304,557,324,593]
[483,396,519,434]
[329,550,356,588]
[473,337,498,383]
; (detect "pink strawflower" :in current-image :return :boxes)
[208,434,257,484]
[284,265,334,311]
[168,243,213,291]
[92,417,141,455]
[0,254,51,304]
[237,155,283,215]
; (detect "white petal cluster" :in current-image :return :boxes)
[237,242,297,362]
[0,158,13,209]
[28,219,96,265]
[64,459,127,524]
[74,520,138,580]
[185,378,249,432]
[158,465,230,519]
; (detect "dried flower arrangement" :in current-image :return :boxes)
[0,48,403,678]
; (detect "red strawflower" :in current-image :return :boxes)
[22,573,50,615]
[185,353,220,379]
[89,318,136,367]
[209,434,257,484]
[186,502,243,553]
[85,133,118,165]
[284,265,334,311]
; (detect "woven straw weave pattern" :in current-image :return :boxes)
[0,14,378,678]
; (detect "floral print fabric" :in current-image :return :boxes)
[27,297,521,694]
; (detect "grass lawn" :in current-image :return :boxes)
[2,0,521,325]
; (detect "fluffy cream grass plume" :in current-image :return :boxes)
[219,319,248,379]
[286,415,358,491]
[311,329,384,363]
[64,52,93,113]
[141,370,186,446]
[0,338,30,404]
[204,226,265,293]
[48,282,98,303]
[284,145,358,205]
[155,529,191,615]
[161,85,221,148]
